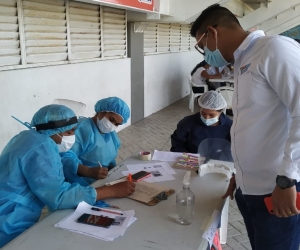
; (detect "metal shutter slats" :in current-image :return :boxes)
[102,6,126,58]
[144,23,157,54]
[69,1,100,60]
[181,24,190,51]
[23,0,68,63]
[0,0,20,66]
[157,23,170,52]
[0,1,128,67]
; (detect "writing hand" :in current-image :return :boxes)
[89,166,108,179]
[110,181,136,198]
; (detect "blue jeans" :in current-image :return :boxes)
[235,183,300,250]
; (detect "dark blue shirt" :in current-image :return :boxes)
[170,113,232,153]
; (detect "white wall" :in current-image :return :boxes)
[0,59,131,151]
[144,51,201,117]
[0,51,201,151]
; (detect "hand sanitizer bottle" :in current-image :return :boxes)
[176,171,195,225]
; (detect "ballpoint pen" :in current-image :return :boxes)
[98,161,103,168]
[128,173,132,182]
[91,207,123,215]
[105,176,127,186]
[93,200,121,209]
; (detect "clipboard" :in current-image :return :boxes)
[127,181,175,206]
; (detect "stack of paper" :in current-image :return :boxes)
[174,153,204,170]
[122,162,176,183]
[152,150,183,162]
[55,201,136,241]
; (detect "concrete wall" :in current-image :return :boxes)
[144,51,201,117]
[0,59,131,150]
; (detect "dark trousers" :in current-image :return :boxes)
[235,183,300,250]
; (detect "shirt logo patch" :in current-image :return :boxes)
[240,63,251,75]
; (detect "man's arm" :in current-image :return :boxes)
[259,37,300,217]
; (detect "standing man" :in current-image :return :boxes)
[190,4,300,250]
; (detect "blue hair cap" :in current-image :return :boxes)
[94,97,130,124]
[31,104,77,136]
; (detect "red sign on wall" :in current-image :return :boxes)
[100,0,154,11]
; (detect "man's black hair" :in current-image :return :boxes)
[190,4,241,37]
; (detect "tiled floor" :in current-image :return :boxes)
[116,97,251,250]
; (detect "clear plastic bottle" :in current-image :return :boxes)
[176,171,195,225]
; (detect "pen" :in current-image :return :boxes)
[128,173,132,182]
[105,177,127,186]
[94,200,121,209]
[98,161,103,168]
[91,207,123,215]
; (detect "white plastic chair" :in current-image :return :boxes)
[52,99,86,116]
[215,86,233,115]
[188,75,208,113]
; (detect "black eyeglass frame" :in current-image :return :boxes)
[194,24,218,55]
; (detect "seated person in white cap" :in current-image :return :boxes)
[171,91,232,153]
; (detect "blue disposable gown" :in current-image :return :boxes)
[170,113,232,153]
[61,118,120,186]
[0,130,96,247]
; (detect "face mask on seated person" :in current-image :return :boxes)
[201,115,219,126]
[57,134,75,152]
[97,116,117,133]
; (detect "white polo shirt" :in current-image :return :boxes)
[232,30,300,195]
[191,67,207,86]
[191,66,225,86]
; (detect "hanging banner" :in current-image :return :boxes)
[99,0,155,11]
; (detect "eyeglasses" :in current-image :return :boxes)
[194,25,218,55]
[194,32,207,55]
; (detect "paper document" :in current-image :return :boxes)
[127,162,176,175]
[127,181,169,204]
[152,150,199,163]
[55,201,136,241]
[202,209,221,248]
[125,162,175,182]
[152,150,183,162]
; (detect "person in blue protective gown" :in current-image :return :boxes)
[171,91,232,153]
[0,104,135,248]
[61,97,130,186]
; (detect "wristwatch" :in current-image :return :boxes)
[276,175,296,189]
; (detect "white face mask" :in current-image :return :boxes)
[201,115,219,126]
[57,134,75,153]
[97,116,117,133]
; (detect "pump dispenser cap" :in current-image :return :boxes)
[183,171,191,188]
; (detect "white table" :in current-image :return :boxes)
[210,78,234,86]
[2,156,231,250]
